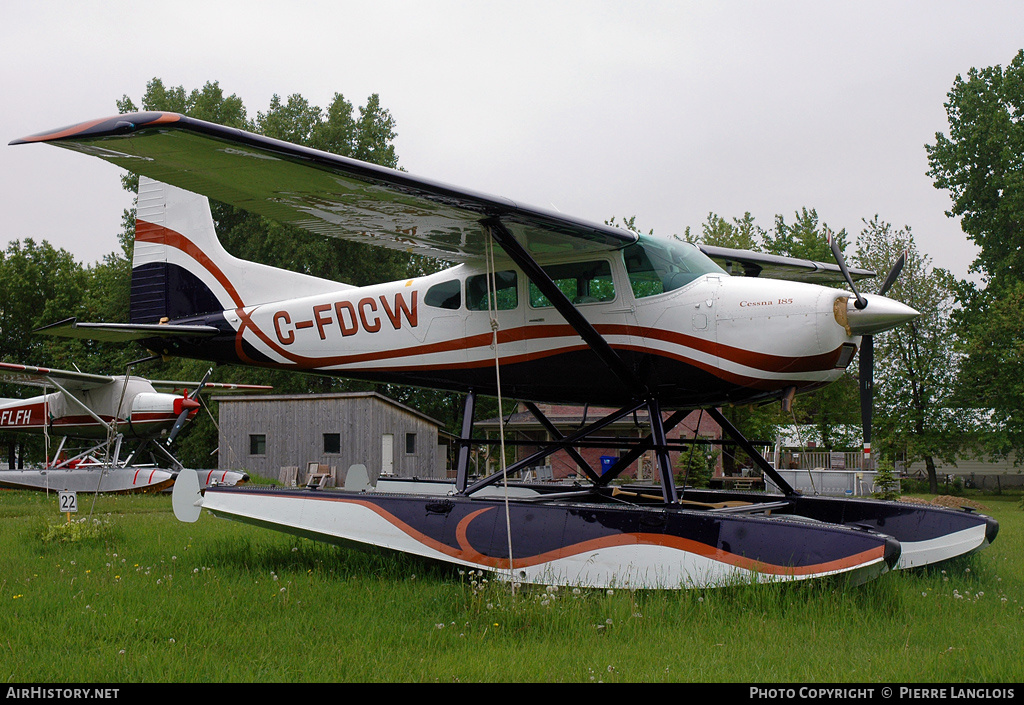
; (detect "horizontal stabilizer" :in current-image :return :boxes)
[35,317,220,343]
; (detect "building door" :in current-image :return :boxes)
[381,433,394,476]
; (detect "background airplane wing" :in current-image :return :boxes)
[0,362,115,390]
[697,244,875,283]
[149,380,273,394]
[12,112,637,263]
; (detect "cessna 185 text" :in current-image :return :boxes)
[10,112,997,589]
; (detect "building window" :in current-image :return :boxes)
[323,432,341,454]
[405,433,417,454]
[249,434,266,456]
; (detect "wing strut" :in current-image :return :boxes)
[705,407,799,496]
[647,398,678,503]
[521,401,599,479]
[482,217,647,397]
[461,401,647,496]
[469,217,681,502]
[454,388,476,493]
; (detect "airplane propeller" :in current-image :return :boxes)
[166,368,212,446]
[826,230,907,468]
[856,252,906,468]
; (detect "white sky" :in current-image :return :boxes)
[2,0,1022,283]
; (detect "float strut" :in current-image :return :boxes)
[455,389,476,493]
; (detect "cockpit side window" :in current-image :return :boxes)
[466,271,518,311]
[624,240,726,298]
[528,260,615,308]
[424,279,461,310]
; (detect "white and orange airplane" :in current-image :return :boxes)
[10,112,997,589]
[0,361,266,492]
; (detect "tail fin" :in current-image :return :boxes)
[131,177,349,323]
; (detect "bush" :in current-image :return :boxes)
[872,458,900,501]
[39,516,115,544]
[675,444,718,489]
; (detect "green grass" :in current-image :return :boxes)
[1,489,1021,683]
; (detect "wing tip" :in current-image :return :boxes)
[10,112,183,146]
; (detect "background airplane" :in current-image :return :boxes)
[0,361,269,492]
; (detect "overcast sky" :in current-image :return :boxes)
[2,1,1022,284]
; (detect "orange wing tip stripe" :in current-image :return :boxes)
[11,112,181,145]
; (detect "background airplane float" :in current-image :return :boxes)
[10,112,998,589]
[0,361,267,492]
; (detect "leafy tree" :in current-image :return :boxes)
[764,207,850,261]
[697,211,764,250]
[853,217,963,493]
[951,280,1024,461]
[925,49,1024,290]
[926,51,1024,464]
[0,239,90,465]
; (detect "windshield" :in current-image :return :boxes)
[623,237,727,298]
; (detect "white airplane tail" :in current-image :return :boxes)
[131,176,349,324]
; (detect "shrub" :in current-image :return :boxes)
[872,458,900,501]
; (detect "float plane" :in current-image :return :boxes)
[0,361,267,492]
[10,112,998,588]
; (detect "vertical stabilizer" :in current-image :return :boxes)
[131,177,350,323]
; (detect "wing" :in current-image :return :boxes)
[149,380,273,394]
[12,112,637,263]
[697,244,875,284]
[0,362,114,390]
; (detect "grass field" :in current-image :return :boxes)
[1,487,1021,683]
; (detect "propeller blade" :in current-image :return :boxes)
[827,231,868,309]
[166,391,203,446]
[859,335,874,460]
[166,408,191,445]
[878,251,906,296]
[189,368,213,399]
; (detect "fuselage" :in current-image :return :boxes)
[141,237,900,409]
[0,377,197,440]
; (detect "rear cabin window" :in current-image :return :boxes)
[529,260,615,308]
[623,240,726,298]
[424,279,461,309]
[466,271,518,311]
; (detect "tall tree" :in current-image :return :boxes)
[697,212,764,250]
[926,51,1024,463]
[764,207,850,261]
[0,239,91,465]
[854,217,963,493]
[925,49,1024,290]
